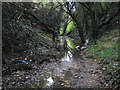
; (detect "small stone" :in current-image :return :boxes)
[19,77,22,79]
[102,68,106,70]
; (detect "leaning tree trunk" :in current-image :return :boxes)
[67,11,85,45]
[77,25,86,45]
[90,10,97,44]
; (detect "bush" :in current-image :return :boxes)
[3,19,40,54]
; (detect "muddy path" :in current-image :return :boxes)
[38,51,102,88]
[3,36,103,88]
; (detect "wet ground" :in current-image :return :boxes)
[3,36,103,88]
[38,51,102,88]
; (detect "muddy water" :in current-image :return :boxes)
[4,36,101,88]
[25,36,101,88]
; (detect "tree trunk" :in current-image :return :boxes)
[67,11,85,45]
[62,22,68,35]
[52,31,55,41]
[91,11,97,44]
[77,25,86,45]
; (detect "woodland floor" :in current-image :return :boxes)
[3,50,104,88]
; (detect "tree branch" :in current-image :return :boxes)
[23,10,55,32]
[98,8,120,29]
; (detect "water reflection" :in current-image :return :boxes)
[62,51,73,62]
[43,49,75,87]
[4,36,100,88]
[57,36,77,51]
[18,36,83,88]
[43,37,79,88]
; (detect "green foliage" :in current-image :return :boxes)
[59,28,64,35]
[3,19,41,53]
[85,29,119,88]
[87,43,118,61]
[66,39,76,49]
[66,21,75,33]
[59,21,75,35]
[87,29,119,60]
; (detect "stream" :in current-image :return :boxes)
[3,36,102,88]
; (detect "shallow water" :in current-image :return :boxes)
[3,36,101,88]
[27,37,100,88]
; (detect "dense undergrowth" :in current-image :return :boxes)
[2,20,58,76]
[85,29,120,88]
